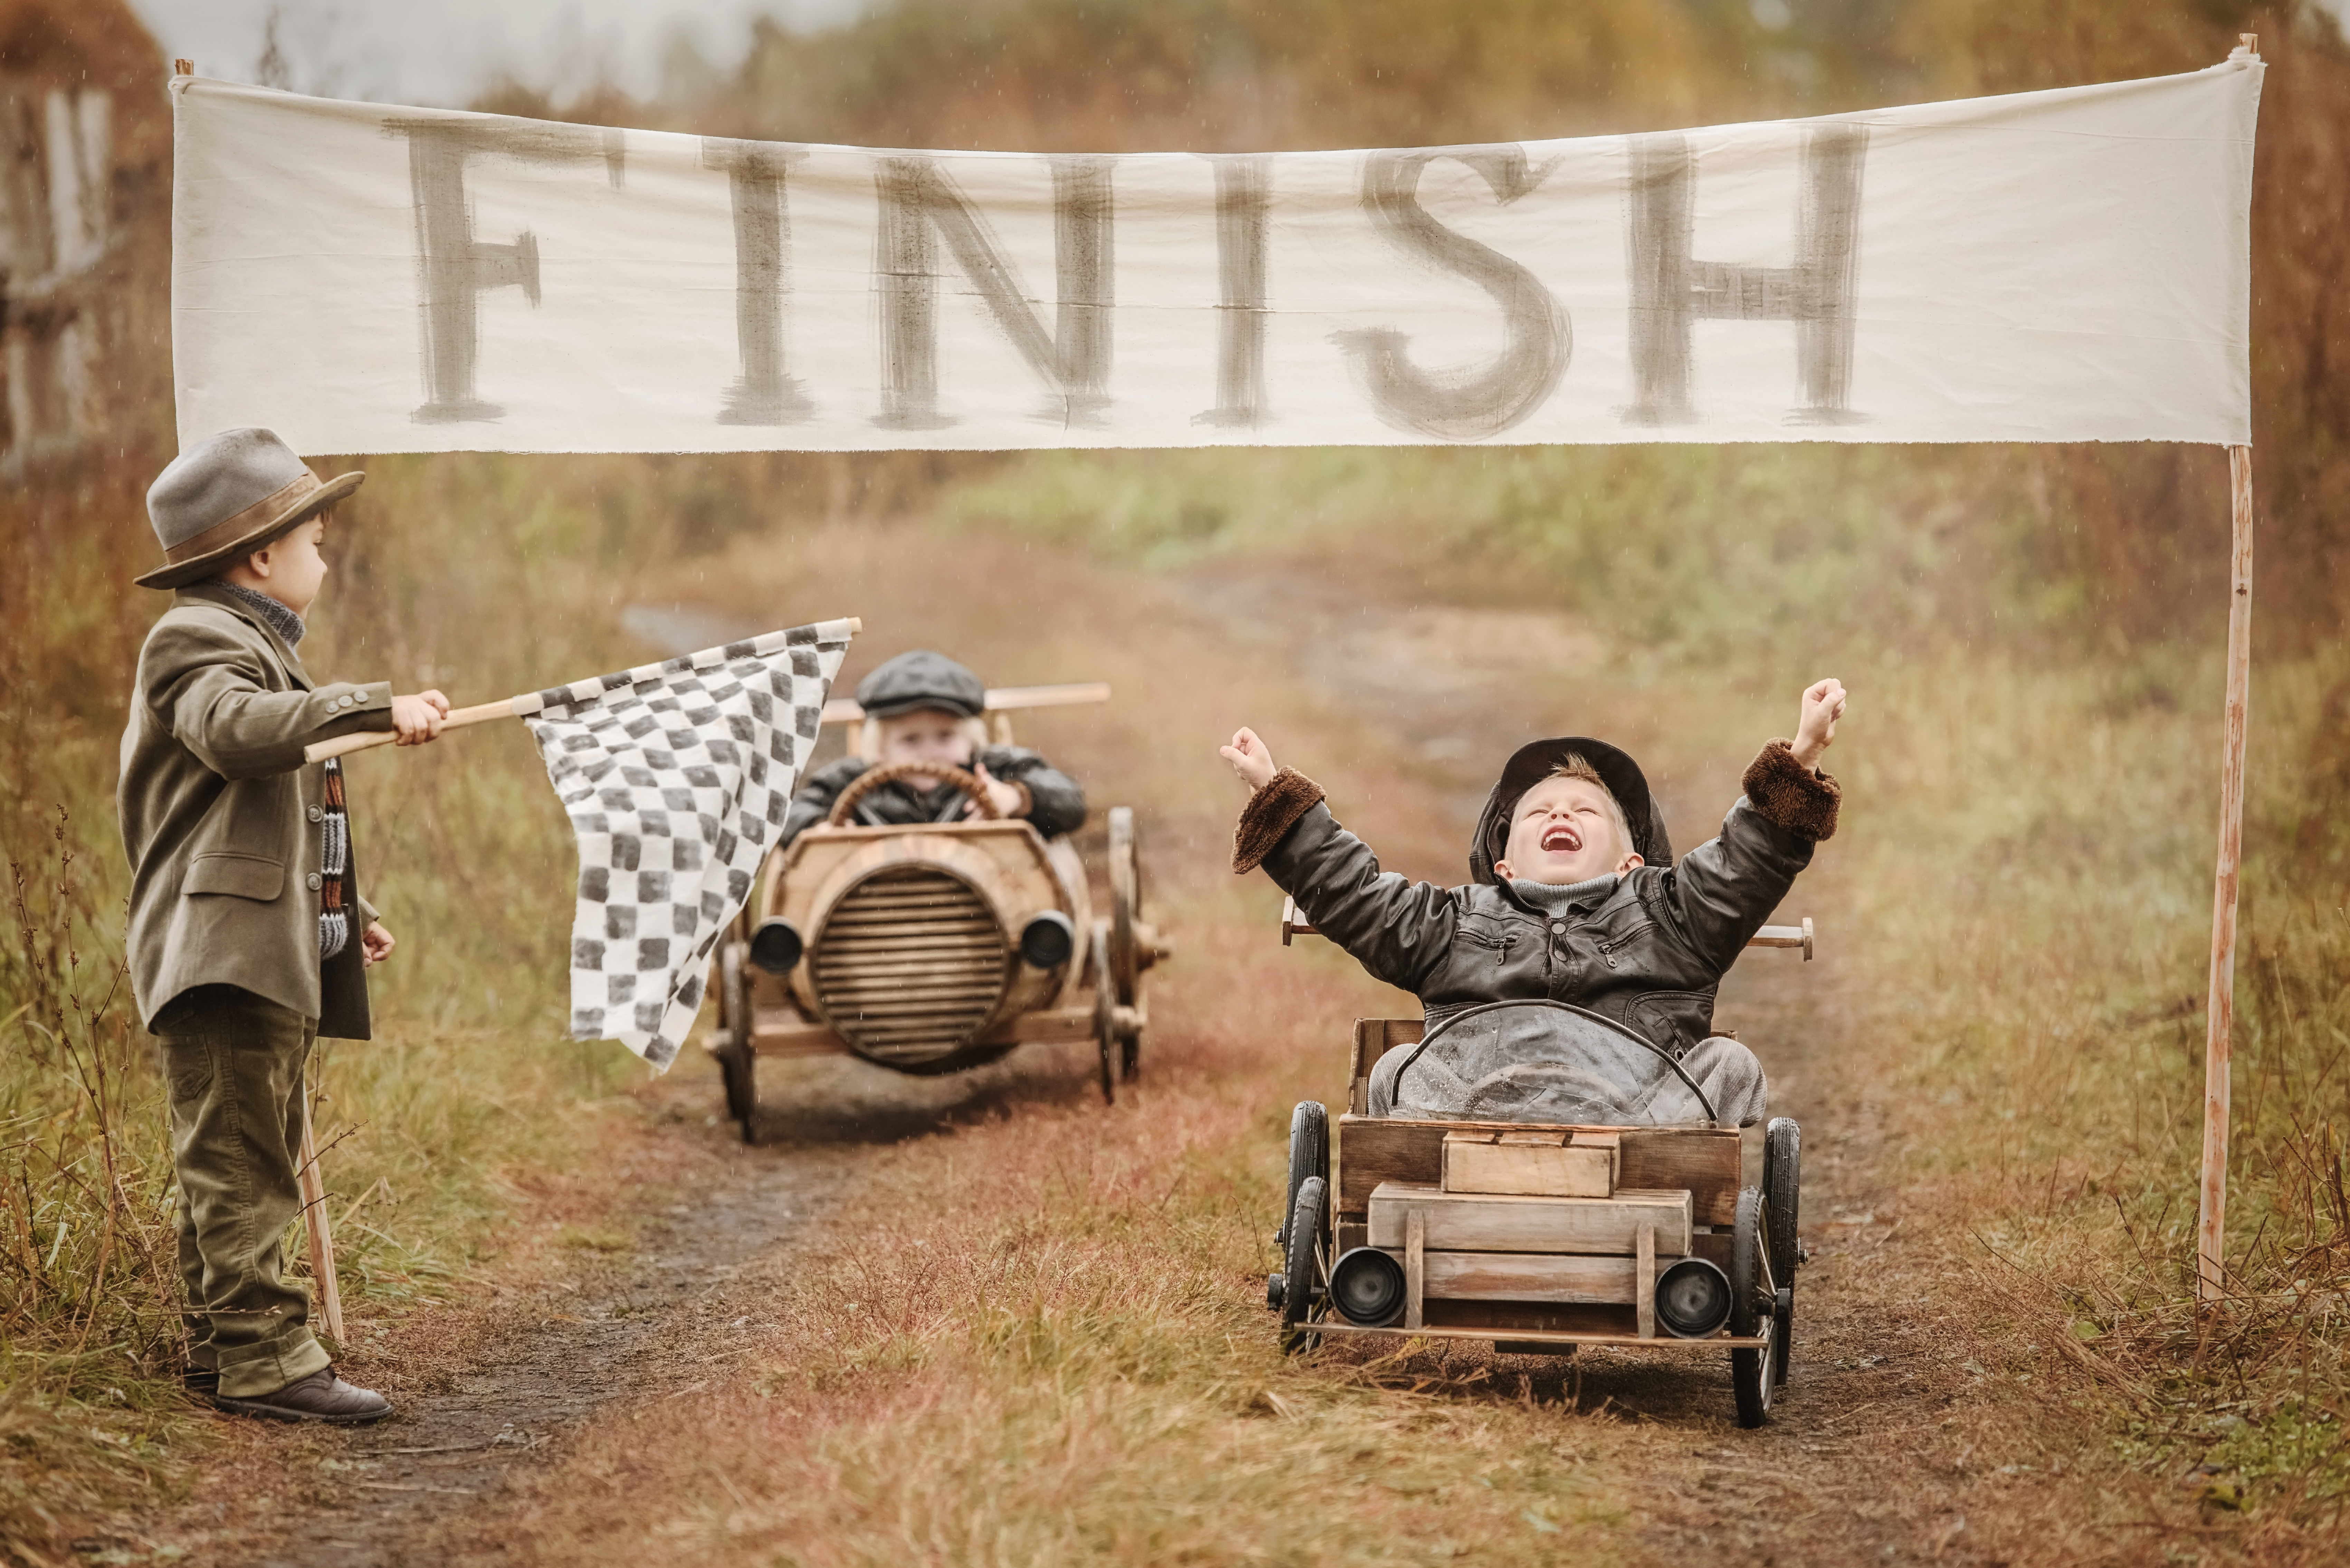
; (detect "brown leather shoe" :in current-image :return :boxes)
[214,1368,392,1425]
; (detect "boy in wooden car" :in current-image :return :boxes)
[1218,679,1847,1125]
[783,650,1086,845]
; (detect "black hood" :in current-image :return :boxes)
[1468,737,1671,886]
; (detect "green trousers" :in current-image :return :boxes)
[156,984,333,1399]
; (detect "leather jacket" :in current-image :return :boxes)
[1236,742,1838,1057]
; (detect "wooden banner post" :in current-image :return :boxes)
[297,1091,347,1345]
[2197,442,2256,1304]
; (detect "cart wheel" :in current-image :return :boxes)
[1107,807,1147,1084]
[1107,806,1142,1001]
[1091,920,1117,1107]
[1276,1101,1329,1249]
[1730,1186,1776,1427]
[1763,1118,1800,1380]
[1277,1175,1330,1354]
[715,941,759,1143]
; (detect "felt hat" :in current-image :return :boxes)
[136,428,364,590]
[1467,737,1671,885]
[855,650,987,720]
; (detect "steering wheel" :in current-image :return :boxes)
[1395,997,1721,1126]
[825,760,1003,827]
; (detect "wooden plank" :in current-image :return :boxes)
[1404,1211,1425,1331]
[1337,1115,1738,1224]
[1368,1182,1691,1256]
[750,1019,850,1057]
[1427,1299,1634,1336]
[1416,1250,1636,1305]
[1442,1130,1613,1197]
[1635,1223,1656,1339]
[981,1004,1099,1045]
[822,682,1110,726]
[1618,1130,1740,1227]
[1313,1319,1770,1352]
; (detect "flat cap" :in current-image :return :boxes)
[855,650,986,719]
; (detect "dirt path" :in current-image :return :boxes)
[231,1122,841,1568]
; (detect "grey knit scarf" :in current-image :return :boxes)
[214,579,306,648]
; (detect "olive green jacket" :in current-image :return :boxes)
[118,583,398,1037]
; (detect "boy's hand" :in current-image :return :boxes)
[966,763,1027,819]
[361,921,396,966]
[391,690,450,746]
[1220,727,1278,793]
[1790,678,1847,770]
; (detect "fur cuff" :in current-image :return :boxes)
[1232,768,1326,873]
[1742,740,1840,843]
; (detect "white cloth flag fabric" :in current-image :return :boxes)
[171,55,2259,454]
[521,621,852,1069]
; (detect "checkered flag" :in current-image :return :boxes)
[520,620,854,1069]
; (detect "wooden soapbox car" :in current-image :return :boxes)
[705,682,1167,1139]
[1267,907,1815,1427]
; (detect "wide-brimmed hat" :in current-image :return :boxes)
[1467,737,1671,885]
[136,428,364,590]
[855,650,986,719]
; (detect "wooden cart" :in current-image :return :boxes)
[705,683,1166,1138]
[1267,926,1811,1427]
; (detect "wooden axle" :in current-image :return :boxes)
[1309,1320,1769,1352]
[1282,896,1813,958]
[818,681,1110,727]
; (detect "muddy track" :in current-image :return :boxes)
[242,1136,847,1568]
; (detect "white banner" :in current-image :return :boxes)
[170,57,2259,455]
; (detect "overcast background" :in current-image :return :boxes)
[128,0,2350,115]
[125,0,868,107]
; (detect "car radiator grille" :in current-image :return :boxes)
[811,867,1009,1067]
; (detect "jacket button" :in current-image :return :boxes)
[306,872,323,890]
[307,805,323,822]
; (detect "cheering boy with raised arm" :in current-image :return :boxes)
[1219,680,1847,1124]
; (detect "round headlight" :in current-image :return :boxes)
[1019,910,1075,969]
[1329,1247,1407,1327]
[1654,1257,1733,1339]
[749,917,803,975]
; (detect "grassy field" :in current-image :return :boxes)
[6,438,2348,1561]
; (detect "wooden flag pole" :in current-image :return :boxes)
[301,617,862,765]
[297,1093,347,1346]
[2197,442,2256,1303]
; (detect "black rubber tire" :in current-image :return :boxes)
[1730,1186,1776,1427]
[1277,1102,1329,1249]
[1091,923,1117,1107]
[716,1040,757,1144]
[1278,1175,1329,1354]
[715,941,758,1142]
[1763,1117,1800,1381]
